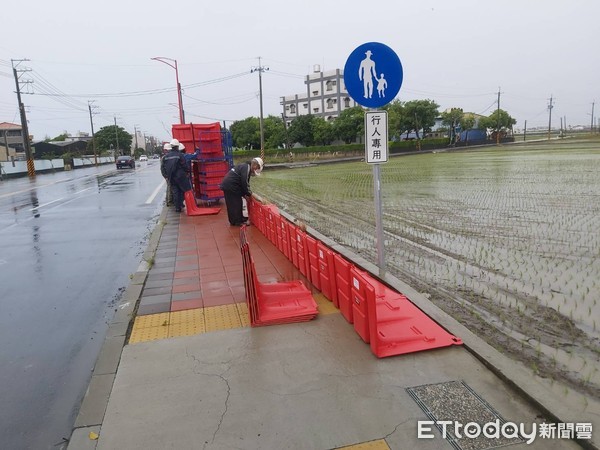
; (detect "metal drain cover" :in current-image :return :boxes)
[406,380,524,450]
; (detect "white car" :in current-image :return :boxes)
[139,155,148,162]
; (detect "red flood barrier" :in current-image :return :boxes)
[250,202,462,357]
[367,284,462,357]
[317,242,337,305]
[264,205,279,246]
[350,267,372,343]
[248,198,266,234]
[288,223,300,269]
[295,229,308,279]
[240,226,318,326]
[282,219,292,260]
[183,191,220,216]
[333,254,353,323]
[304,234,320,290]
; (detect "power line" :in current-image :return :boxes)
[29,71,251,99]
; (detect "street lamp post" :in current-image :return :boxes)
[151,57,185,124]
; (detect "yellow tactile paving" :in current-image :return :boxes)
[129,321,170,343]
[236,302,251,327]
[204,304,244,332]
[169,309,204,325]
[336,439,391,449]
[314,293,339,315]
[133,313,171,329]
[129,305,251,344]
[168,320,206,338]
[168,309,206,338]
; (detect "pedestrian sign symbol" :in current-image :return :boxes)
[344,42,403,108]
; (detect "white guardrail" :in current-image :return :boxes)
[0,156,115,176]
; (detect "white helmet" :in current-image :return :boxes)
[163,143,172,151]
[252,157,264,176]
[170,138,180,148]
[179,142,186,151]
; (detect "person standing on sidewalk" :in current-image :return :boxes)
[161,139,191,212]
[219,157,263,226]
[160,142,174,206]
[181,144,200,194]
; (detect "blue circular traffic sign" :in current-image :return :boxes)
[344,42,403,108]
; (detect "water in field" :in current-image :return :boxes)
[253,140,600,398]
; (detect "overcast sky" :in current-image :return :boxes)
[1,0,598,143]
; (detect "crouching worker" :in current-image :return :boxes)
[220,157,263,226]
[160,139,192,213]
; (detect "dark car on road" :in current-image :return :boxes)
[116,155,135,169]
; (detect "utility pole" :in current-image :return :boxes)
[591,102,595,133]
[496,87,501,144]
[251,57,269,160]
[88,101,98,165]
[134,125,139,152]
[12,59,35,177]
[547,95,554,139]
[114,116,120,155]
[523,120,527,142]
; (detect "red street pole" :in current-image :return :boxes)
[151,57,185,124]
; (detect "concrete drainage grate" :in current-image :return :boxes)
[406,380,524,450]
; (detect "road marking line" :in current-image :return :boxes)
[146,180,165,204]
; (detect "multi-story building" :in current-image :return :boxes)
[0,122,24,161]
[280,66,358,127]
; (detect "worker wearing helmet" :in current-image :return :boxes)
[160,139,192,212]
[219,157,264,226]
[160,143,174,206]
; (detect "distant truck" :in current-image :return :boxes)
[459,129,487,143]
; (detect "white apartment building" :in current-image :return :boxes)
[280,66,358,127]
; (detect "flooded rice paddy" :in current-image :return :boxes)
[253,139,600,399]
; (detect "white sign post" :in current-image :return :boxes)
[365,110,388,275]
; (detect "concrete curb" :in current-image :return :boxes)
[67,207,169,450]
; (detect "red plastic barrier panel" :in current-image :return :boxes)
[317,242,337,305]
[288,223,300,269]
[264,206,279,246]
[274,214,285,255]
[365,277,464,358]
[247,199,263,234]
[295,230,308,279]
[333,254,353,323]
[247,197,257,224]
[304,235,320,290]
[278,218,291,260]
[172,124,195,142]
[350,267,372,343]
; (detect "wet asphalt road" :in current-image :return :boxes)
[0,160,165,449]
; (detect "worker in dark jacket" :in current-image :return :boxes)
[160,142,174,206]
[161,139,191,212]
[220,157,263,226]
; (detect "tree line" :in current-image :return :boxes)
[45,99,517,155]
[230,99,517,150]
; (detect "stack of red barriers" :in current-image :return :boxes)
[240,226,318,327]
